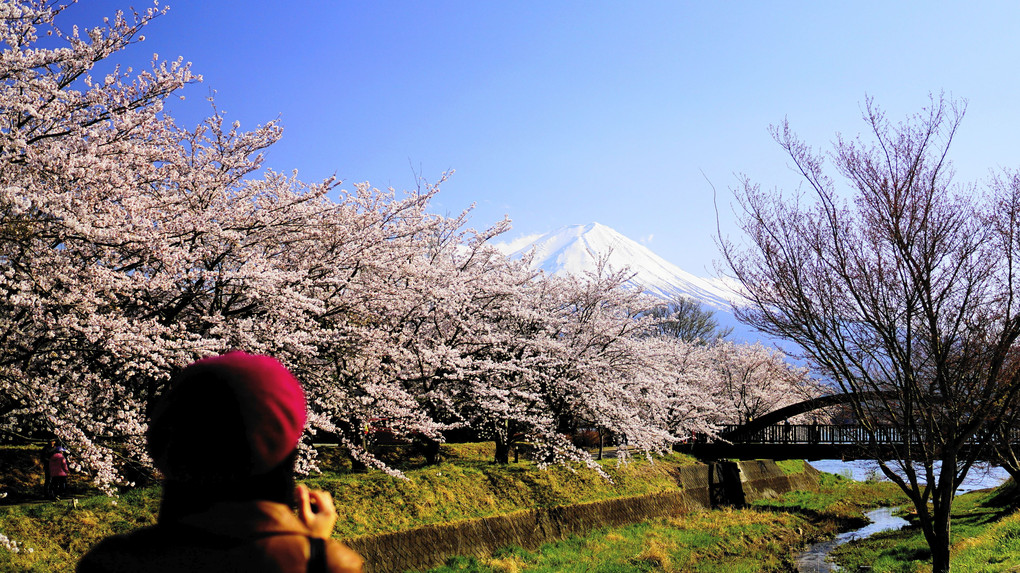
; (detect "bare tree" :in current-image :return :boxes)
[985,171,1020,485]
[648,295,732,343]
[721,95,1020,573]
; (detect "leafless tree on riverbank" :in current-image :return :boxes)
[721,95,1020,573]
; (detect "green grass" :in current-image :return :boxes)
[309,446,699,538]
[0,487,161,572]
[429,509,808,573]
[753,471,909,524]
[951,505,1020,571]
[0,443,699,572]
[10,444,971,573]
[774,458,806,475]
[426,464,908,573]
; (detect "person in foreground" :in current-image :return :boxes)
[77,351,364,573]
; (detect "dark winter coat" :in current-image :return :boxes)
[76,500,363,573]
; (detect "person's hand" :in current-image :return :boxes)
[295,484,338,539]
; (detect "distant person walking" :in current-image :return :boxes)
[39,439,56,498]
[77,351,363,573]
[48,446,69,500]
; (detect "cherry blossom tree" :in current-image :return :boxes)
[537,265,679,463]
[0,0,203,485]
[0,0,443,483]
[0,0,822,505]
[707,341,822,424]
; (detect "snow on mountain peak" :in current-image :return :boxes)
[493,223,740,310]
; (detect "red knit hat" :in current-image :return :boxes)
[147,352,307,481]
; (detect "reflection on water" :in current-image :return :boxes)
[808,459,1009,493]
[796,507,909,572]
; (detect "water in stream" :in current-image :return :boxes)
[796,507,909,572]
[794,460,1010,571]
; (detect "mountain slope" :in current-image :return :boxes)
[493,223,784,346]
[494,222,740,310]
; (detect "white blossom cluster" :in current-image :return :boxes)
[0,0,827,486]
[0,531,31,554]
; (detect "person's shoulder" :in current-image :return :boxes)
[325,538,364,573]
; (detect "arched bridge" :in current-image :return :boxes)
[676,391,954,460]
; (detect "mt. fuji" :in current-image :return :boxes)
[493,223,772,345]
[493,222,741,310]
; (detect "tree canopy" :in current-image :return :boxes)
[723,95,1020,572]
[648,295,732,343]
[0,1,822,496]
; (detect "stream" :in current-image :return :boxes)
[794,460,1010,571]
[795,507,909,572]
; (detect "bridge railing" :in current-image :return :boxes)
[719,424,905,445]
[719,424,1020,447]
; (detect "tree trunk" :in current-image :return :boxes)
[930,507,952,573]
[351,420,368,472]
[417,437,442,465]
[494,435,510,464]
[926,464,956,573]
[1004,464,1020,486]
[993,437,1020,484]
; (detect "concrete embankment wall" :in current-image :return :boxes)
[345,460,820,573]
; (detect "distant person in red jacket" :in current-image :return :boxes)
[48,446,69,499]
[40,439,56,498]
[77,352,363,573]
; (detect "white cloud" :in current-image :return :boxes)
[490,232,545,255]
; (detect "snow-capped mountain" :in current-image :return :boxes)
[494,222,741,310]
[493,222,771,345]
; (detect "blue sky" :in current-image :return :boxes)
[67,1,1020,275]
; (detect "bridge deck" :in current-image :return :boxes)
[720,423,905,445]
[676,424,999,461]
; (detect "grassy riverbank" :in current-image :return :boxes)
[431,508,807,573]
[831,481,1020,572]
[0,443,926,573]
[309,443,698,539]
[425,470,908,572]
[0,443,699,571]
